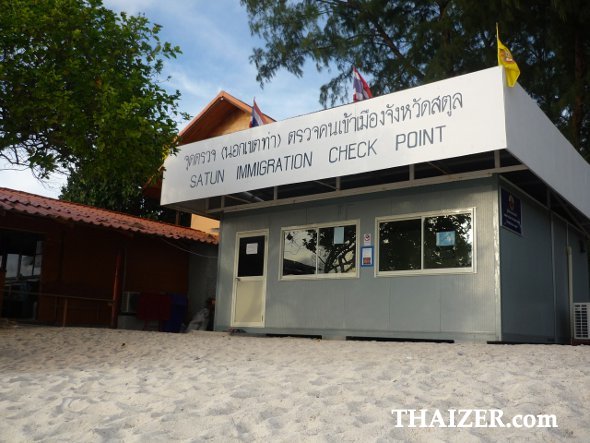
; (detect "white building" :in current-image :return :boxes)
[162,67,590,343]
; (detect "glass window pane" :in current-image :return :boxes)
[6,254,19,278]
[424,213,472,269]
[282,229,317,275]
[317,225,356,274]
[20,255,34,277]
[33,254,42,276]
[32,241,43,276]
[378,219,421,271]
[237,236,265,277]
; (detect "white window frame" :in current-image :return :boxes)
[279,219,360,280]
[375,208,476,277]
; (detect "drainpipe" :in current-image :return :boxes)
[550,214,557,343]
[567,245,574,344]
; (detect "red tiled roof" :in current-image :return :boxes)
[0,187,218,245]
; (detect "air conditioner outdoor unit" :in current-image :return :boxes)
[574,303,590,340]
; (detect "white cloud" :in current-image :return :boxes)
[102,0,157,16]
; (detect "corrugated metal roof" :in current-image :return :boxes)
[0,187,218,245]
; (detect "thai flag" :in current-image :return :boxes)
[353,67,373,102]
[249,99,266,127]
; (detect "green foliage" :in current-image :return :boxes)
[0,0,187,215]
[60,170,187,223]
[242,0,590,159]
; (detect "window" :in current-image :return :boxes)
[237,236,265,277]
[423,214,472,269]
[281,221,358,279]
[377,210,473,275]
[5,254,19,278]
[282,229,317,275]
[379,219,421,271]
[0,235,43,280]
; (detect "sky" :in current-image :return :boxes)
[1,0,336,198]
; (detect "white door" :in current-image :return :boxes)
[231,231,268,327]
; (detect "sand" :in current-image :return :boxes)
[1,326,589,442]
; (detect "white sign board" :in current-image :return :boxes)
[161,67,507,205]
[245,243,258,255]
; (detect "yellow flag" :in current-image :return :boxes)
[496,24,520,87]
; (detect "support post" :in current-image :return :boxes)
[62,298,68,327]
[0,270,5,318]
[110,250,123,329]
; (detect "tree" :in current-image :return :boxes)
[60,175,190,223]
[0,0,187,214]
[241,0,590,159]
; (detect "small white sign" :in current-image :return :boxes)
[363,233,372,246]
[333,226,344,244]
[246,243,258,255]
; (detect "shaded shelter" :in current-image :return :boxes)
[0,187,217,329]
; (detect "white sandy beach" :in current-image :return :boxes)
[1,326,589,442]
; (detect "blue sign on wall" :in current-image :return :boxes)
[501,188,522,235]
